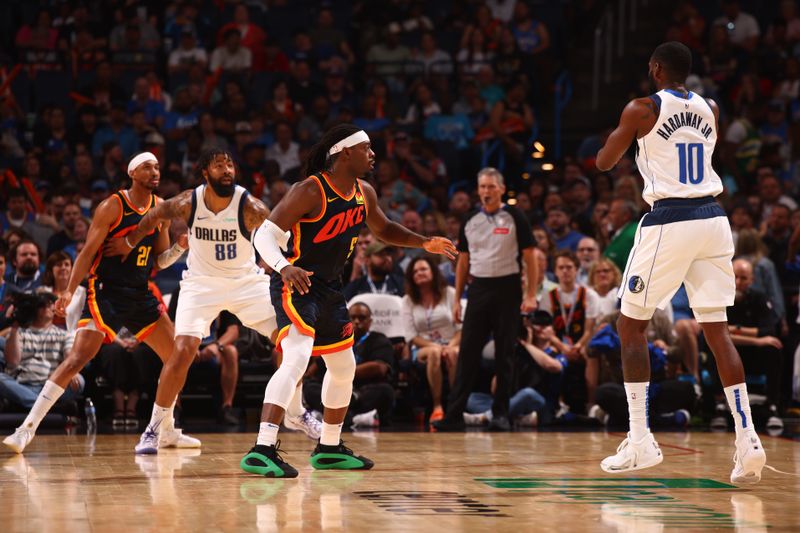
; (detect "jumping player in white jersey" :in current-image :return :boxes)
[595,42,766,484]
[105,149,318,454]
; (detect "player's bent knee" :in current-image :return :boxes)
[693,307,727,323]
[323,348,356,380]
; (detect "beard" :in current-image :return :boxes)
[18,260,38,277]
[208,177,235,197]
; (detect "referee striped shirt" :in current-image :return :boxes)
[7,326,73,385]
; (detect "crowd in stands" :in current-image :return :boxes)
[0,0,799,433]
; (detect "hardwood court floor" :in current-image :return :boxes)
[1,431,798,532]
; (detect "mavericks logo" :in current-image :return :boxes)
[628,275,645,293]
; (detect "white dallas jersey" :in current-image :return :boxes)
[636,89,723,206]
[185,184,260,278]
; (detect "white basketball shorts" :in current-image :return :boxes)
[175,272,277,339]
[618,197,734,323]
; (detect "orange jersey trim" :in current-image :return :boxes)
[286,223,302,264]
[133,318,160,341]
[85,278,117,342]
[120,190,153,215]
[281,286,315,337]
[321,171,356,201]
[108,194,124,233]
[311,336,354,356]
[300,175,327,223]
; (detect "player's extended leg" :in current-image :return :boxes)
[3,328,105,453]
[241,325,312,478]
[135,326,202,455]
[309,348,373,471]
[697,316,766,484]
[600,311,664,473]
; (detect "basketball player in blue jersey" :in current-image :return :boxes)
[595,42,765,484]
[242,124,457,477]
[105,149,320,454]
[3,152,198,453]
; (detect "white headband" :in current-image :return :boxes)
[127,152,158,176]
[328,130,370,155]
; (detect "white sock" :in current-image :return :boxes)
[624,382,649,441]
[146,403,171,434]
[257,422,280,447]
[21,380,64,431]
[320,422,343,446]
[286,384,305,418]
[724,383,753,439]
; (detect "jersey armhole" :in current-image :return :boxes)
[238,190,251,241]
[188,189,197,230]
[649,94,661,111]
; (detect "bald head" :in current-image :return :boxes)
[733,258,753,294]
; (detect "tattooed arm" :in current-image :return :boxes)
[104,189,193,261]
[242,194,272,233]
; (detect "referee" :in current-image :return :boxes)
[433,167,538,431]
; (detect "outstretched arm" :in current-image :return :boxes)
[596,98,656,171]
[105,190,193,260]
[242,194,272,233]
[55,196,120,316]
[360,180,457,259]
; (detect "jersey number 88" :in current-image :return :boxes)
[215,243,237,261]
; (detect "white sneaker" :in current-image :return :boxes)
[135,427,159,455]
[159,428,201,449]
[285,409,323,439]
[463,411,490,426]
[588,404,609,425]
[731,431,766,485]
[3,427,34,454]
[601,432,663,473]
[351,409,380,429]
[516,412,538,427]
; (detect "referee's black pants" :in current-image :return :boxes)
[444,274,521,421]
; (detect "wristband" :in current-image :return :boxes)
[125,235,135,249]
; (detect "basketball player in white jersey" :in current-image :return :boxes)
[595,42,765,484]
[105,149,319,454]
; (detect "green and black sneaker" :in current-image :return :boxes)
[310,440,374,470]
[240,441,299,478]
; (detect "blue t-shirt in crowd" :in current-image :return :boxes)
[424,114,474,149]
[553,230,584,252]
[164,110,200,133]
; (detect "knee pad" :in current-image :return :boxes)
[693,307,727,323]
[321,348,356,409]
[262,326,313,408]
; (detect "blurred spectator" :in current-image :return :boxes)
[46,202,82,257]
[728,259,783,428]
[128,77,166,128]
[15,10,59,66]
[735,229,786,329]
[487,0,518,24]
[344,242,405,300]
[511,2,550,57]
[601,198,639,273]
[401,256,461,423]
[264,121,300,176]
[576,237,599,286]
[164,87,200,143]
[194,311,243,425]
[367,23,411,83]
[168,28,208,75]
[109,8,160,52]
[713,0,760,52]
[41,250,72,329]
[99,333,144,430]
[210,28,252,73]
[410,32,454,77]
[1,189,35,234]
[588,258,622,319]
[6,239,42,293]
[533,247,558,301]
[458,25,495,76]
[92,102,140,160]
[545,205,584,252]
[0,292,84,410]
[216,4,265,69]
[0,244,15,331]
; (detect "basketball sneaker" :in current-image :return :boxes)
[159,428,201,449]
[310,441,374,470]
[463,411,490,426]
[730,430,766,485]
[135,427,159,455]
[240,441,298,478]
[351,409,380,429]
[601,432,663,473]
[284,409,322,440]
[3,427,34,454]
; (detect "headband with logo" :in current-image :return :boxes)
[328,130,370,155]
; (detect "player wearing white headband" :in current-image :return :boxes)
[4,152,199,454]
[104,148,321,454]
[239,124,457,477]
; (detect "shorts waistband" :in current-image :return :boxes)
[652,196,716,209]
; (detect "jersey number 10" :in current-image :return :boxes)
[215,243,237,261]
[676,143,704,185]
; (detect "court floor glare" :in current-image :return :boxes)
[1,432,798,533]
